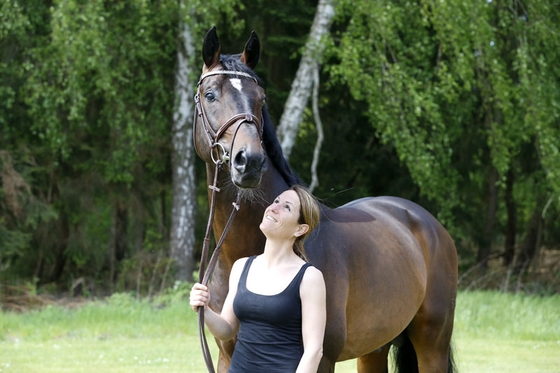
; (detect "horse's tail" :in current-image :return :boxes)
[392,337,457,373]
[448,342,458,373]
[392,337,417,373]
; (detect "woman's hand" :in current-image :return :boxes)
[188,258,246,341]
[190,283,210,312]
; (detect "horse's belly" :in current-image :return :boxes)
[338,293,423,360]
[337,238,427,359]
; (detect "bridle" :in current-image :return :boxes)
[193,69,263,165]
[194,69,264,373]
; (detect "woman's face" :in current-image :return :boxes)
[260,190,305,239]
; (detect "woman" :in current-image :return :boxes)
[190,185,326,373]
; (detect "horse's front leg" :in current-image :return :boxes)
[317,356,337,373]
[216,339,235,373]
[357,345,391,373]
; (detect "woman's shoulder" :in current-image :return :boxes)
[232,256,251,268]
[230,256,254,276]
[301,265,324,286]
[299,265,325,302]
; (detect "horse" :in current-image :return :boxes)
[193,26,458,373]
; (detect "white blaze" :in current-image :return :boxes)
[230,78,243,92]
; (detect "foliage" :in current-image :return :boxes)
[0,0,250,289]
[0,0,559,291]
[326,0,560,260]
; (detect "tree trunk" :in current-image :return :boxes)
[114,198,128,262]
[170,15,197,283]
[109,197,128,286]
[476,166,499,273]
[503,168,516,266]
[514,208,542,275]
[276,0,335,159]
[309,64,324,192]
[39,214,69,285]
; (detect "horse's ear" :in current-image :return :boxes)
[241,31,260,70]
[202,26,221,68]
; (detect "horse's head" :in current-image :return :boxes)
[194,27,267,189]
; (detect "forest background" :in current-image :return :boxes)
[1,0,559,300]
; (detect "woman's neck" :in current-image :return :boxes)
[260,239,299,268]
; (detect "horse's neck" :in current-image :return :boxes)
[206,161,289,266]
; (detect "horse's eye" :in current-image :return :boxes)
[204,92,216,102]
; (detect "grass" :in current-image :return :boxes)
[0,291,559,372]
[452,291,560,372]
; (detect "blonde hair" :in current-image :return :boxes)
[289,185,321,261]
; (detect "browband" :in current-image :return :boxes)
[197,70,258,86]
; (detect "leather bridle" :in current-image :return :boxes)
[194,69,264,373]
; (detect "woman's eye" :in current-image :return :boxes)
[204,92,216,102]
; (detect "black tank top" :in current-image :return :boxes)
[229,256,311,373]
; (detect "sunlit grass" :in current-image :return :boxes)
[0,291,559,372]
[1,293,197,341]
[454,290,560,341]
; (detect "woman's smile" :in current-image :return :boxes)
[265,214,277,222]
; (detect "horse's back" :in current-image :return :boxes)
[336,195,457,270]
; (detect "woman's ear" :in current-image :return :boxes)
[294,224,309,238]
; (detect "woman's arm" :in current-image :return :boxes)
[189,258,246,341]
[296,266,326,373]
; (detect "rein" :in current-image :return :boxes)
[194,69,261,373]
[197,160,240,373]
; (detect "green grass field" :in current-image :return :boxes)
[1,291,559,372]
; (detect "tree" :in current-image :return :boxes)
[276,0,336,159]
[328,0,560,273]
[0,0,60,277]
[1,0,245,291]
[2,0,559,292]
[0,0,180,290]
[170,1,244,283]
[170,4,197,284]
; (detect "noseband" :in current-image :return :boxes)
[194,70,263,165]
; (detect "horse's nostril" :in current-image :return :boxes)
[234,150,266,175]
[234,150,247,173]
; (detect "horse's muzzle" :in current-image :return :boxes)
[231,148,267,189]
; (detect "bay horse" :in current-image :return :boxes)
[193,26,458,373]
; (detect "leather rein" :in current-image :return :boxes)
[194,69,263,373]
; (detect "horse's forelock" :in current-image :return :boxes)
[219,54,262,85]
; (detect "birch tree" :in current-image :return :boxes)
[169,1,243,282]
[170,5,197,283]
[276,0,336,159]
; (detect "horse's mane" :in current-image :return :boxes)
[220,54,304,187]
